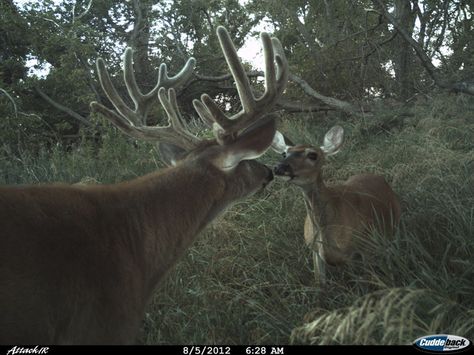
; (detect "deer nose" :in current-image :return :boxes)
[273,163,292,176]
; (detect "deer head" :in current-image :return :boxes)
[272,126,344,186]
[91,26,289,200]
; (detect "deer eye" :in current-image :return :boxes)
[307,152,318,161]
[282,152,287,158]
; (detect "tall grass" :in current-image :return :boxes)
[0,127,160,185]
[1,95,473,344]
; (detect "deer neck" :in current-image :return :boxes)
[301,173,338,248]
[116,161,228,298]
[301,173,331,225]
[301,172,349,265]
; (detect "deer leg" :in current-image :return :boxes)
[312,249,326,286]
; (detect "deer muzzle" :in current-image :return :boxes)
[273,163,295,180]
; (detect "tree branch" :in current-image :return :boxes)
[193,71,361,115]
[0,88,18,116]
[281,1,325,76]
[340,31,397,64]
[77,56,102,103]
[34,86,92,127]
[373,0,474,96]
[276,98,332,113]
[72,0,93,23]
[373,0,438,79]
[289,73,365,117]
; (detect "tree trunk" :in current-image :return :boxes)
[374,0,474,96]
[393,0,416,100]
[129,0,152,92]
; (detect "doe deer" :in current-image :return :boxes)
[272,126,400,284]
[0,26,288,344]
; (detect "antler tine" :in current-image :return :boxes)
[193,26,289,143]
[90,48,199,150]
[158,60,196,90]
[123,48,196,124]
[193,94,229,129]
[260,37,289,105]
[272,38,289,97]
[158,87,201,148]
[165,87,186,131]
[217,27,256,115]
[95,56,137,125]
[260,32,276,104]
[123,48,147,124]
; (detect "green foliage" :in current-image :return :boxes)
[2,0,473,141]
[2,94,472,344]
[248,0,394,99]
[2,0,474,345]
[0,123,159,185]
[0,1,29,85]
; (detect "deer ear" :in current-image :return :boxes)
[158,142,188,167]
[321,125,344,156]
[212,116,276,171]
[271,130,291,154]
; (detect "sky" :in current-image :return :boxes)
[14,0,272,77]
[238,22,275,70]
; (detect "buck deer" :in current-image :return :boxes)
[272,126,400,284]
[0,26,288,344]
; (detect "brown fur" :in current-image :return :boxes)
[276,145,400,275]
[0,156,272,344]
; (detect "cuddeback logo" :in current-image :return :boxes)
[414,334,472,353]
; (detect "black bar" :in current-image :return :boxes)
[0,345,434,355]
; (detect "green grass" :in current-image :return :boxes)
[1,94,473,344]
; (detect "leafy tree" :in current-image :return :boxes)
[247,0,396,101]
[1,0,473,145]
[0,0,29,87]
